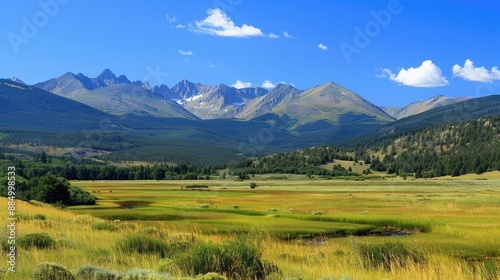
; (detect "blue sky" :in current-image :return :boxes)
[1,0,500,106]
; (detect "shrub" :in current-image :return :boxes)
[18,233,55,249]
[116,235,167,258]
[32,262,75,280]
[92,222,118,232]
[69,185,97,205]
[34,213,47,220]
[249,182,257,189]
[355,241,427,270]
[199,204,209,208]
[94,269,123,280]
[123,269,170,280]
[195,272,227,280]
[76,264,122,280]
[173,237,273,279]
[184,185,209,189]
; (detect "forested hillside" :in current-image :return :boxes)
[356,116,500,177]
[229,116,500,178]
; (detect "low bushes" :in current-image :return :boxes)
[184,185,209,189]
[32,262,75,280]
[18,233,55,249]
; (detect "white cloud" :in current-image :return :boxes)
[175,24,186,29]
[232,80,252,89]
[318,43,328,51]
[192,8,264,37]
[282,31,294,38]
[178,49,193,55]
[380,60,449,87]
[269,33,280,38]
[166,14,177,24]
[452,59,500,82]
[261,80,277,89]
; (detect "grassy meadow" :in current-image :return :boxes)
[2,176,500,279]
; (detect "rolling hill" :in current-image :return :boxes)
[348,94,500,146]
[0,79,116,131]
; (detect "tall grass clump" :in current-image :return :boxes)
[173,236,277,279]
[32,262,75,280]
[116,235,168,258]
[92,221,118,232]
[354,240,427,270]
[18,233,55,249]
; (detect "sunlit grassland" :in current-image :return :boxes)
[2,177,500,279]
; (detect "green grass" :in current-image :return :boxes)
[5,177,500,279]
[69,178,500,255]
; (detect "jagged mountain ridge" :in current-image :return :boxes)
[32,69,472,125]
[34,70,198,119]
[230,84,303,119]
[168,80,269,119]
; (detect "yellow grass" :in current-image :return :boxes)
[1,177,500,279]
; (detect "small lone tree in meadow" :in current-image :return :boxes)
[250,182,257,189]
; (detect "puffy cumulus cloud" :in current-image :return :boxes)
[379,60,449,87]
[192,8,264,37]
[231,80,252,89]
[318,43,328,51]
[261,80,277,89]
[452,59,500,82]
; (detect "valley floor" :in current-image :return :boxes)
[2,177,500,279]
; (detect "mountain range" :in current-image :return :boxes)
[1,69,492,164]
[33,69,469,124]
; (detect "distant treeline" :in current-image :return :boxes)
[229,116,500,178]
[228,147,357,178]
